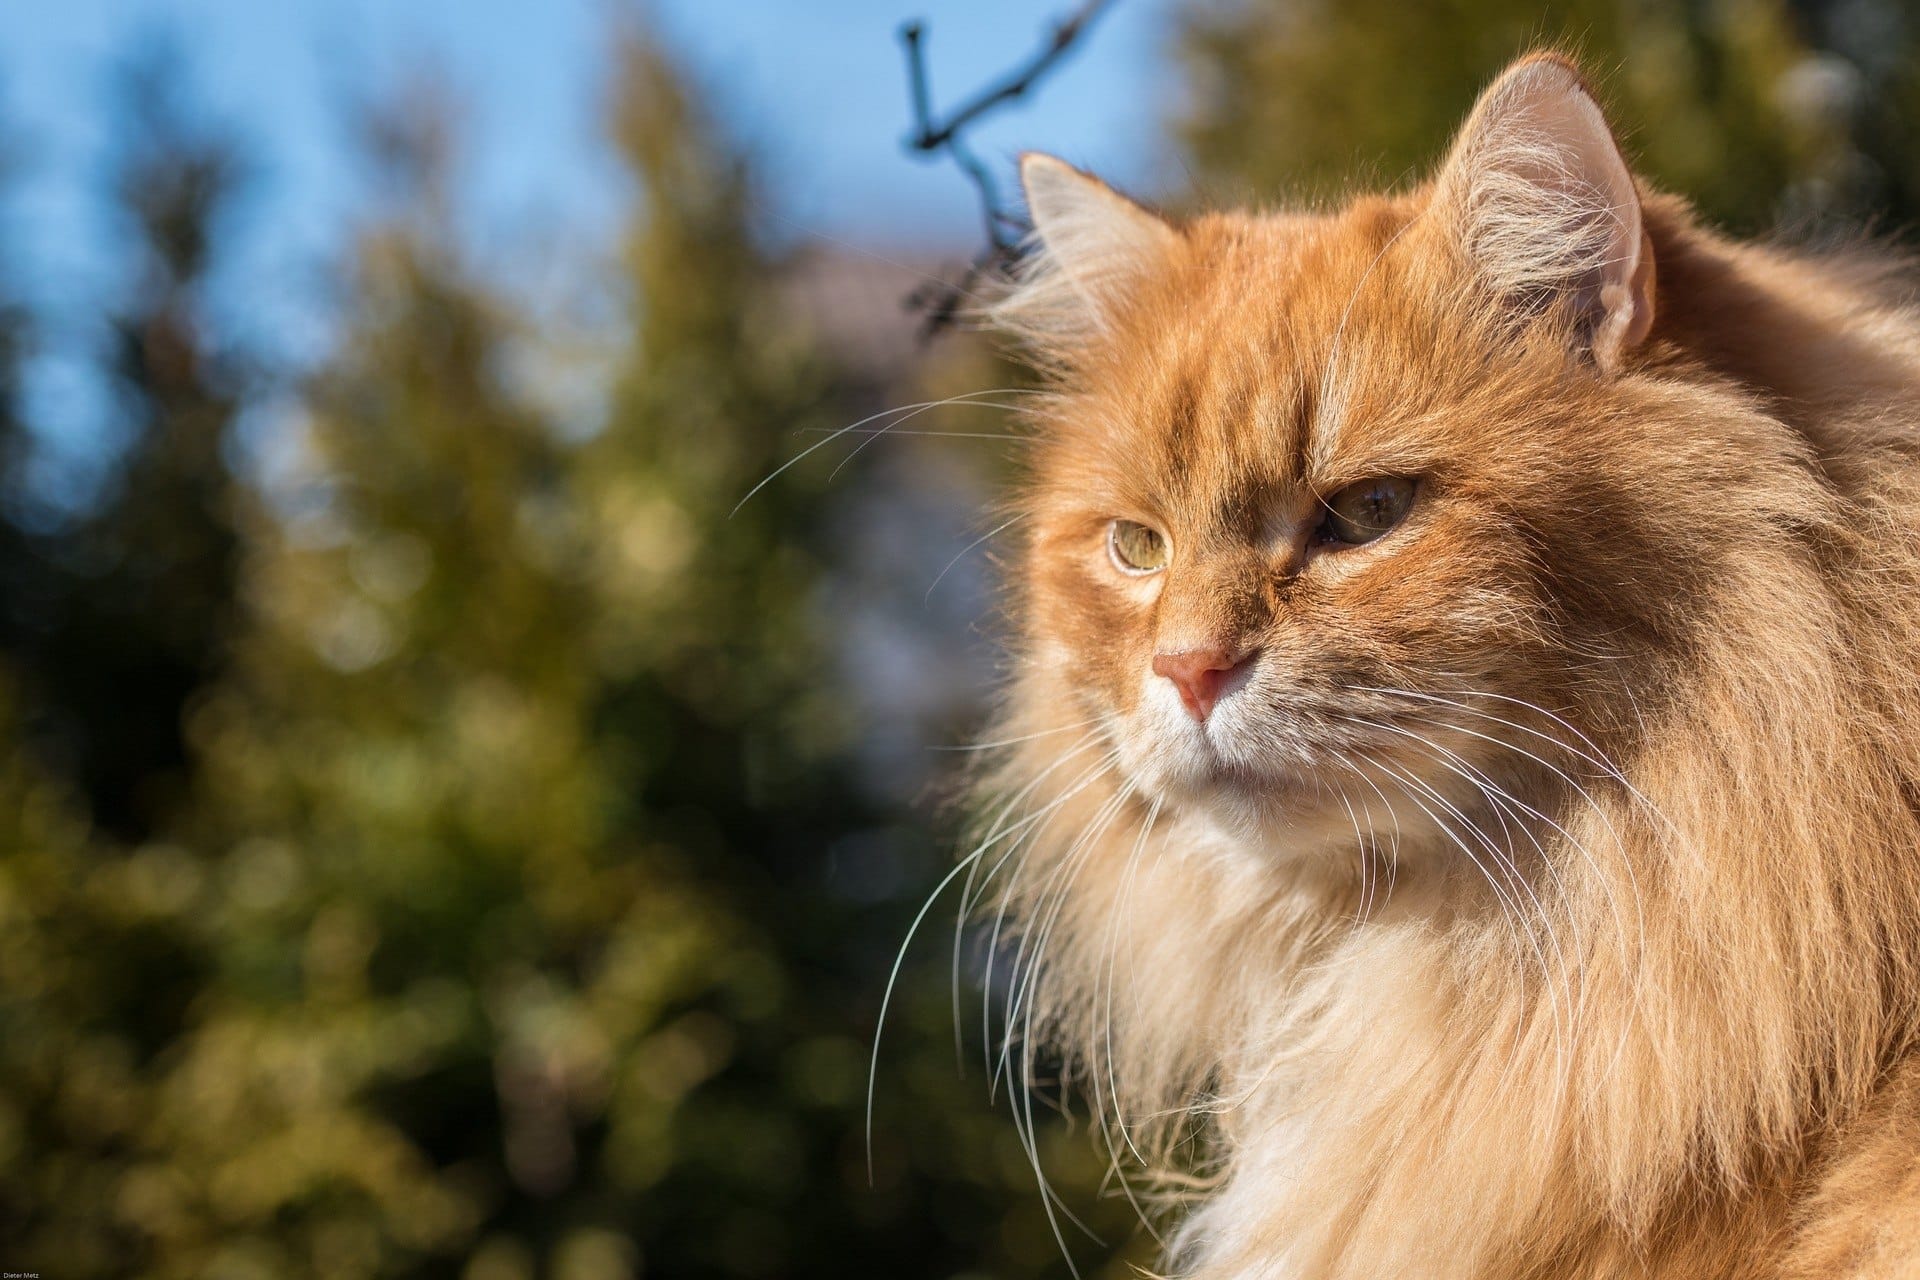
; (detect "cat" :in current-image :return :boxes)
[969,51,1920,1278]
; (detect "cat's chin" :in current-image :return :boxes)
[1134,749,1459,879]
[1139,757,1357,846]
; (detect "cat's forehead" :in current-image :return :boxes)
[1055,197,1458,516]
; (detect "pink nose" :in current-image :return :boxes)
[1151,647,1246,723]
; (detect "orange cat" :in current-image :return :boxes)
[972,52,1920,1278]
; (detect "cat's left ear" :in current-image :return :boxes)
[1435,54,1655,370]
[992,153,1178,349]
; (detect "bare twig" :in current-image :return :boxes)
[896,0,1116,340]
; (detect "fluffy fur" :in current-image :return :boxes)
[970,53,1920,1278]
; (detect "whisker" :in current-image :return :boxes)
[1360,750,1573,1075]
[932,714,1104,753]
[829,390,1032,481]
[733,388,1031,515]
[875,731,1109,1178]
[1100,795,1164,1176]
[1351,683,1654,1102]
[948,722,1109,1062]
[977,747,1125,1087]
[793,426,1032,442]
[1349,684,1674,837]
[1356,719,1587,1067]
[926,513,1025,605]
[1328,774,1376,925]
[1005,777,1137,1271]
[1331,748,1405,905]
[868,841,991,1181]
[1345,685,1651,990]
[996,779,1133,1096]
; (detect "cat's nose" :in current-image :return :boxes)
[1152,647,1247,723]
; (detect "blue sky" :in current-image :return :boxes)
[2,0,1179,333]
[0,0,1180,483]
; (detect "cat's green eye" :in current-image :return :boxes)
[1108,519,1170,575]
[1323,477,1416,546]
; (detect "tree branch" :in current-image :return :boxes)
[896,0,1115,340]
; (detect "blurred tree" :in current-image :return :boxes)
[588,34,1136,1279]
[0,682,146,1275]
[7,42,247,840]
[1177,0,1920,233]
[1792,0,1920,223]
[0,51,242,1273]
[0,9,1206,1276]
[0,131,33,643]
[0,27,1133,1280]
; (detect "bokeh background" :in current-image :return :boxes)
[1,1,1917,1277]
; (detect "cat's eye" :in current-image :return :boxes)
[1322,477,1416,546]
[1108,519,1170,574]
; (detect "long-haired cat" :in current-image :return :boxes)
[969,52,1920,1278]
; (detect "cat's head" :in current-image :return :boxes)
[991,54,1791,856]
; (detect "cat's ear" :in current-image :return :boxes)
[993,153,1177,348]
[1434,54,1654,370]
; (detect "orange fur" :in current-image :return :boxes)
[970,53,1920,1278]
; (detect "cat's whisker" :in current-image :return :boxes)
[1345,687,1645,873]
[1094,1117,1170,1247]
[951,743,1130,1274]
[1419,691,1657,1101]
[933,714,1104,753]
[1345,685,1651,1000]
[1350,716,1585,950]
[1328,774,1376,926]
[926,513,1026,605]
[792,426,1031,441]
[1352,683,1674,840]
[1100,795,1165,1179]
[1356,718,1594,1105]
[828,390,1034,481]
[957,731,1104,934]
[950,727,1104,1068]
[1004,778,1138,1273]
[979,745,1127,1094]
[1343,685,1660,1123]
[1329,747,1404,907]
[972,743,1123,1087]
[874,732,1111,1179]
[733,387,1031,515]
[1360,750,1575,1079]
[1000,782,1133,1085]
[866,837,992,1183]
[997,777,1133,1097]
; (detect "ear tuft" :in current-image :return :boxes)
[1436,55,1654,369]
[991,154,1177,352]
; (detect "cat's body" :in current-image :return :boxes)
[972,54,1920,1278]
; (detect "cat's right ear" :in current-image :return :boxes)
[992,153,1177,349]
[1433,55,1655,371]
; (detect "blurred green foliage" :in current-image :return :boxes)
[7,44,247,841]
[1179,0,1920,232]
[0,27,1134,1280]
[3,4,1920,1278]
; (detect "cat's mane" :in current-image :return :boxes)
[970,53,1920,1279]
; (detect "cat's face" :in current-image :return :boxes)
[1000,58,1696,852]
[1020,210,1570,836]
